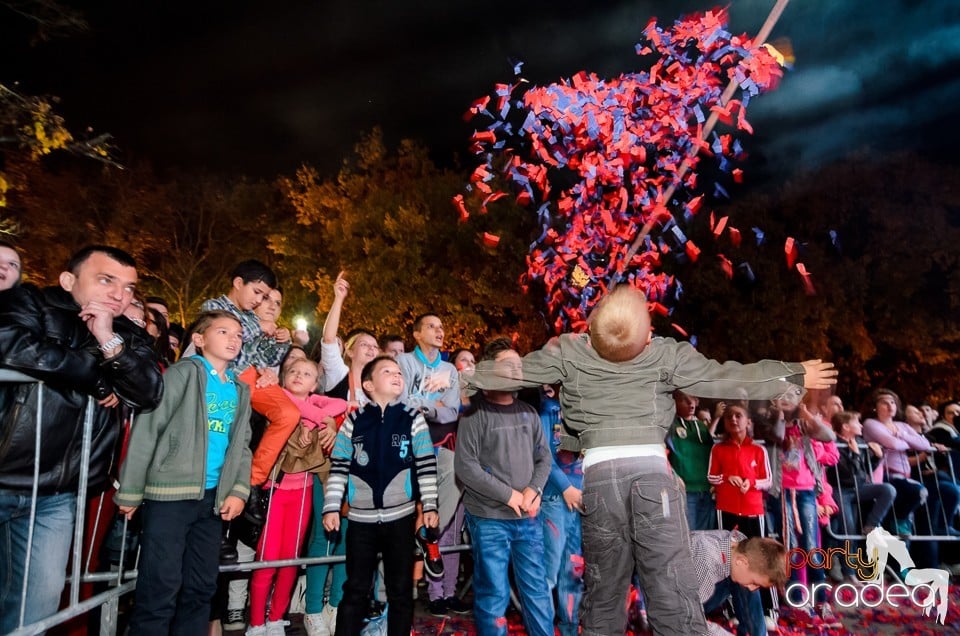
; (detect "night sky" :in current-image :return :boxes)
[2,0,959,180]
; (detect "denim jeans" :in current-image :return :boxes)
[782,489,826,602]
[686,490,717,531]
[129,490,222,636]
[0,491,77,633]
[540,494,583,636]
[465,511,554,636]
[703,577,766,636]
[579,456,707,636]
[888,477,927,523]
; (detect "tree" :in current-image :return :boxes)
[279,128,547,350]
[671,152,960,405]
[5,157,291,324]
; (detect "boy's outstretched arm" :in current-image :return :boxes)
[800,360,838,389]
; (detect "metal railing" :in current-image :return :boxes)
[2,366,473,635]
[7,378,960,636]
[823,443,960,543]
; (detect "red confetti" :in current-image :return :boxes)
[728,226,742,248]
[461,8,785,332]
[718,253,733,279]
[796,262,816,295]
[482,232,501,248]
[452,194,470,223]
[785,236,798,269]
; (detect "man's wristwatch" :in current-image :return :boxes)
[98,333,124,353]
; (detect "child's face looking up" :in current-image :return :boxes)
[283,359,319,398]
[363,359,405,403]
[194,317,243,367]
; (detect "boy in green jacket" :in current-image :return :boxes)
[116,310,253,636]
[466,285,837,636]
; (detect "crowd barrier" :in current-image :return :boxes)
[4,376,959,635]
[1,370,474,636]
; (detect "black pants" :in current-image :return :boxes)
[129,490,221,636]
[335,514,416,636]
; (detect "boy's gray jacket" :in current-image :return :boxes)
[115,357,252,509]
[467,333,805,452]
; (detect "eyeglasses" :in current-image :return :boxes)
[356,342,380,351]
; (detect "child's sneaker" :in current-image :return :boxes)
[303,612,328,636]
[223,607,246,631]
[445,596,472,615]
[427,598,448,617]
[265,619,289,636]
[244,626,266,636]
[819,604,842,628]
[415,525,444,578]
[321,603,338,634]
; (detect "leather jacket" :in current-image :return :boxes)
[0,285,164,494]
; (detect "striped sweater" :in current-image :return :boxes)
[323,400,438,523]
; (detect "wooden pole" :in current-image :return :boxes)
[608,0,792,291]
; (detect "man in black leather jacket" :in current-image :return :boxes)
[0,245,163,632]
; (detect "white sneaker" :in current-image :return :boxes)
[244,626,266,636]
[265,620,290,636]
[764,615,779,633]
[819,604,842,628]
[303,613,328,636]
[322,604,338,634]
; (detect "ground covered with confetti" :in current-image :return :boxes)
[265,583,960,635]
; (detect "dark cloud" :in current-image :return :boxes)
[2,0,957,178]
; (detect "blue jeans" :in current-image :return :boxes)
[704,577,765,636]
[686,490,717,531]
[579,457,706,636]
[0,491,77,633]
[783,489,826,603]
[540,495,583,636]
[466,512,554,636]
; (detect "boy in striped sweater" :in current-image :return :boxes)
[322,355,439,635]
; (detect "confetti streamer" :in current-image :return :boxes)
[460,6,788,333]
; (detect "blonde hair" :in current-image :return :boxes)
[588,285,651,362]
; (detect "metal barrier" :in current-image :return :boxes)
[2,363,474,635]
[7,389,958,635]
[1,369,108,636]
[824,443,960,543]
